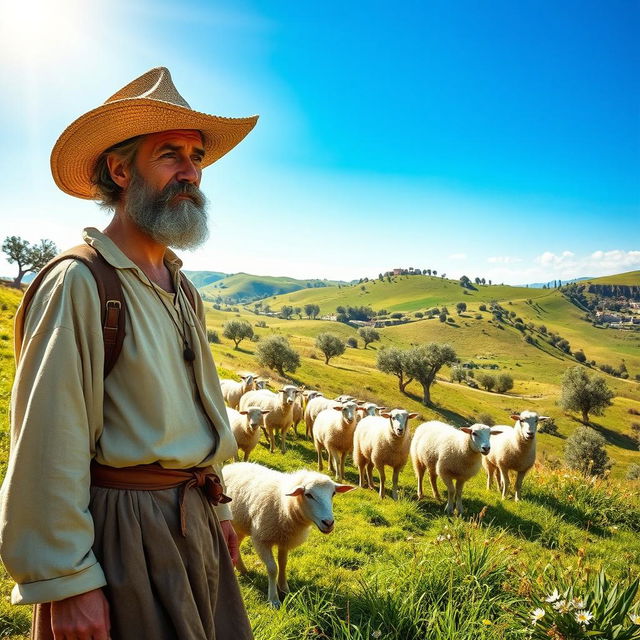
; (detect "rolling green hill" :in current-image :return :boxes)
[584,270,640,286]
[182,270,228,288]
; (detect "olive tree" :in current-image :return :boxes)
[404,343,457,405]
[376,347,412,393]
[358,327,380,349]
[222,319,254,349]
[304,303,320,319]
[495,373,514,393]
[315,333,346,364]
[559,365,614,423]
[256,335,300,376]
[476,373,495,391]
[564,426,612,476]
[2,236,58,288]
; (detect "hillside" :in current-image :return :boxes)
[584,270,640,286]
[200,272,347,302]
[182,270,228,288]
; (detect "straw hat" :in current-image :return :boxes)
[51,67,259,199]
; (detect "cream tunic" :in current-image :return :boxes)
[0,228,237,605]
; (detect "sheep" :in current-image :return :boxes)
[482,410,549,501]
[290,394,304,437]
[410,421,502,515]
[223,462,355,607]
[220,373,257,409]
[225,406,270,461]
[255,379,268,390]
[353,409,418,499]
[239,385,299,453]
[356,402,388,421]
[304,395,339,438]
[312,401,359,481]
[334,394,356,403]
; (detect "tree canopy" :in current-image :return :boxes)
[256,335,300,376]
[358,327,380,348]
[559,366,614,423]
[404,343,457,405]
[2,236,58,287]
[222,319,254,349]
[315,333,346,364]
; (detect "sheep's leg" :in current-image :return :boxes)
[234,452,241,462]
[267,428,276,454]
[235,532,248,575]
[415,462,425,500]
[253,540,280,608]
[280,427,287,454]
[316,441,324,471]
[499,468,510,499]
[486,463,494,490]
[441,475,456,515]
[305,416,313,439]
[454,478,466,515]
[357,462,367,488]
[243,448,251,462]
[377,465,386,499]
[261,426,269,443]
[366,462,375,489]
[332,451,342,481]
[339,452,347,483]
[391,467,401,500]
[428,468,442,501]
[514,471,526,502]
[277,547,290,595]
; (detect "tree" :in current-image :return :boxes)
[280,305,294,319]
[358,327,380,349]
[459,275,471,289]
[2,236,58,288]
[222,319,253,349]
[315,333,346,364]
[477,373,495,391]
[495,373,514,393]
[559,366,614,423]
[564,426,612,476]
[404,343,457,405]
[456,302,467,315]
[376,347,412,393]
[256,335,300,376]
[438,313,447,323]
[574,350,587,363]
[304,303,320,319]
[293,306,302,319]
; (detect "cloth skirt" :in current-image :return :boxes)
[32,485,253,640]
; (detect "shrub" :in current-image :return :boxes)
[574,350,587,363]
[538,417,559,436]
[475,412,495,426]
[206,329,220,344]
[476,373,495,391]
[256,335,300,376]
[390,312,404,319]
[438,313,446,323]
[346,337,358,348]
[627,463,640,480]
[474,313,482,320]
[479,304,487,311]
[523,334,535,344]
[315,333,346,364]
[564,426,612,476]
[414,311,424,318]
[495,373,514,393]
[560,366,614,423]
[450,366,467,383]
[446,316,455,323]
[255,320,267,328]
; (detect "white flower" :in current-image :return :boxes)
[545,589,560,603]
[575,610,593,625]
[629,612,640,625]
[372,631,382,639]
[553,600,570,613]
[570,597,586,609]
[531,608,545,625]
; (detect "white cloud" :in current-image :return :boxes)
[535,250,575,266]
[487,256,522,264]
[449,253,467,260]
[587,249,640,270]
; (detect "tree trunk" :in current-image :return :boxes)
[12,268,27,288]
[325,355,330,364]
[421,383,432,406]
[277,365,285,376]
[582,409,589,423]
[399,377,413,394]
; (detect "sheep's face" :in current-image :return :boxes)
[255,379,267,390]
[306,391,322,402]
[240,407,269,431]
[335,395,355,403]
[341,401,357,423]
[382,409,419,437]
[280,385,298,405]
[241,374,255,390]
[461,424,494,454]
[285,475,356,534]
[511,411,547,441]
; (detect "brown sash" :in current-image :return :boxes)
[90,461,231,537]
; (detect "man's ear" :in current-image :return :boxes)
[107,154,132,189]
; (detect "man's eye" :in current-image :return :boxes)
[161,152,175,159]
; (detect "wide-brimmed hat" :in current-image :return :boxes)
[51,67,259,199]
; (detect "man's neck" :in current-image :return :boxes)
[103,210,174,291]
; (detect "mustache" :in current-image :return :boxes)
[157,182,206,209]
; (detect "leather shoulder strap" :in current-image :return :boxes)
[20,244,126,378]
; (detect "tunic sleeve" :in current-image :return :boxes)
[0,261,107,603]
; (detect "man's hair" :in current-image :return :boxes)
[91,135,143,208]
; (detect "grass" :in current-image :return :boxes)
[1,278,640,638]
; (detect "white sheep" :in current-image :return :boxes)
[482,410,549,501]
[410,421,502,515]
[334,394,356,403]
[312,401,359,482]
[353,409,418,499]
[356,402,388,421]
[223,462,355,607]
[304,395,339,438]
[220,374,257,409]
[239,385,299,453]
[225,406,270,461]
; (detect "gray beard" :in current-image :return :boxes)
[124,171,210,250]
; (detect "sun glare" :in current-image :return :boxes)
[0,0,89,68]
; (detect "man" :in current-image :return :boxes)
[0,67,258,639]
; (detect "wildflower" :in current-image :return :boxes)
[435,535,446,543]
[545,589,560,603]
[372,631,382,639]
[530,608,545,625]
[574,610,593,625]
[629,612,640,625]
[570,597,585,609]
[482,619,492,626]
[553,600,570,613]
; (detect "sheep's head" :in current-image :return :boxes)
[280,385,299,405]
[255,379,267,390]
[333,400,358,423]
[461,424,503,454]
[511,411,548,441]
[335,394,356,403]
[239,407,270,431]
[240,374,255,390]
[381,409,419,437]
[284,472,355,533]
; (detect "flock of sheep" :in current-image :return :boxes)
[219,373,549,607]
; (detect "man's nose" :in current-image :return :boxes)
[176,158,201,185]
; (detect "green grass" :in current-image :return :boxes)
[583,271,640,286]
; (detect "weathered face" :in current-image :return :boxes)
[285,475,355,534]
[382,409,418,436]
[280,385,298,405]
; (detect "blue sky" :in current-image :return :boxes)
[0,0,638,283]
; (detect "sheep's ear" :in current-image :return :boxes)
[510,414,521,421]
[407,412,419,419]
[490,429,503,435]
[285,486,305,497]
[334,484,356,493]
[460,427,473,434]
[381,412,392,419]
[538,416,550,421]
[239,411,248,415]
[378,407,388,412]
[333,406,344,411]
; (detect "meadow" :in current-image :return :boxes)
[1,275,640,638]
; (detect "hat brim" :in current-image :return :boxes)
[51,98,259,199]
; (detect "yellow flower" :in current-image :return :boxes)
[574,610,593,625]
[629,612,640,625]
[482,619,492,626]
